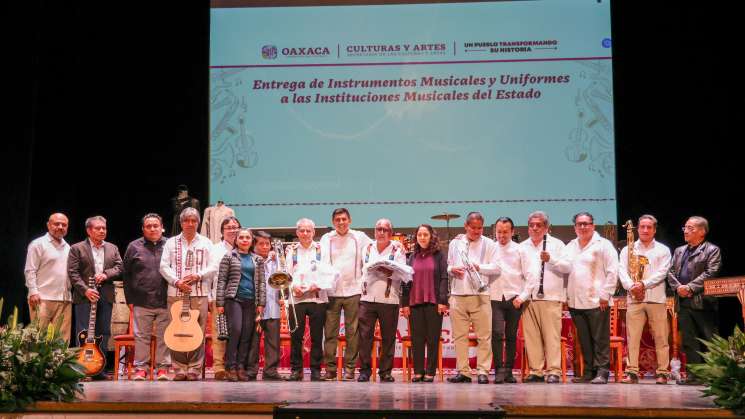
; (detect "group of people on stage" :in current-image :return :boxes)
[24,207,721,385]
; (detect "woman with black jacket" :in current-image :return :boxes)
[401,224,449,382]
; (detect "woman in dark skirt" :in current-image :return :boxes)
[401,224,449,382]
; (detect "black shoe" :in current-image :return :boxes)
[546,375,561,384]
[676,377,702,385]
[422,375,435,383]
[478,374,489,384]
[523,374,544,383]
[343,370,356,381]
[411,375,423,382]
[380,374,395,383]
[310,374,322,382]
[262,373,283,381]
[357,373,370,382]
[572,375,593,383]
[322,371,337,381]
[447,373,472,383]
[504,374,517,384]
[245,375,257,381]
[287,371,303,381]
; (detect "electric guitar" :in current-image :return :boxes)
[164,250,204,352]
[76,277,106,377]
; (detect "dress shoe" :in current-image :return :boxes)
[357,373,370,382]
[186,372,200,381]
[287,371,304,381]
[262,372,283,381]
[523,374,544,383]
[380,374,395,383]
[411,375,423,382]
[244,375,257,381]
[310,372,323,382]
[227,368,239,382]
[422,375,435,383]
[676,376,702,385]
[214,370,227,381]
[477,374,489,384]
[655,374,668,385]
[571,375,593,383]
[322,371,337,381]
[620,373,638,384]
[173,373,187,381]
[546,375,560,384]
[237,369,249,381]
[590,375,608,384]
[133,370,147,381]
[447,373,472,383]
[504,374,517,384]
[156,369,170,381]
[343,370,356,381]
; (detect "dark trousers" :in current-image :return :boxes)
[358,301,399,377]
[74,300,113,371]
[678,299,717,366]
[410,303,442,376]
[290,302,327,374]
[247,318,280,376]
[570,307,610,378]
[224,298,256,370]
[491,298,521,372]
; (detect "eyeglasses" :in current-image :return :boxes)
[224,227,241,232]
[682,226,697,232]
[528,223,545,228]
[574,222,593,228]
[375,227,391,233]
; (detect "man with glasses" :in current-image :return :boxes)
[667,216,721,385]
[551,212,618,384]
[357,219,411,382]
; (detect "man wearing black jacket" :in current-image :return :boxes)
[123,213,171,381]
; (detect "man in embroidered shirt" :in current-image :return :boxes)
[159,207,216,381]
[619,214,672,385]
[520,210,567,384]
[357,219,411,382]
[447,212,500,384]
[319,208,372,381]
[25,213,72,343]
[552,212,619,384]
[286,218,330,382]
[490,216,530,384]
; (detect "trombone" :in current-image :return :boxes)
[268,240,299,333]
[459,241,489,293]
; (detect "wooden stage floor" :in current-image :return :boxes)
[20,374,742,419]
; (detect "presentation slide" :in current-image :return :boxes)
[210,0,616,228]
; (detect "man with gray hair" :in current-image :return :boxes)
[68,215,123,379]
[160,207,216,381]
[667,215,721,385]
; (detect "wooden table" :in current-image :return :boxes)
[704,276,745,324]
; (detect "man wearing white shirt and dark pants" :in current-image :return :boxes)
[490,217,529,384]
[520,211,567,384]
[159,207,216,381]
[286,219,328,382]
[619,215,672,384]
[357,219,410,382]
[24,213,72,343]
[447,212,500,384]
[319,208,372,381]
[553,212,618,384]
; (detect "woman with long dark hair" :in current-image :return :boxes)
[401,224,449,382]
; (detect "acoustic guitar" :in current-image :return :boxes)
[164,250,204,352]
[76,277,106,377]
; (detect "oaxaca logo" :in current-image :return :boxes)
[261,45,278,59]
[281,46,331,57]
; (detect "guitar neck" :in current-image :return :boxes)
[87,293,98,343]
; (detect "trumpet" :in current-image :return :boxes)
[459,241,489,293]
[268,240,299,333]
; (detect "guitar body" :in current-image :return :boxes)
[164,299,204,352]
[76,330,106,377]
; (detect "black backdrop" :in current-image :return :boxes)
[2,1,742,334]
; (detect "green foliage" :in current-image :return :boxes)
[688,326,745,415]
[0,299,85,412]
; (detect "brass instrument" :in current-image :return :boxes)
[268,240,299,333]
[458,240,489,293]
[625,220,649,301]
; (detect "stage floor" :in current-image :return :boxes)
[21,372,742,419]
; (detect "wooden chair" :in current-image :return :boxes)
[519,319,568,383]
[401,317,444,382]
[202,310,213,379]
[336,333,347,381]
[336,320,381,381]
[370,320,383,382]
[113,305,156,381]
[279,301,292,353]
